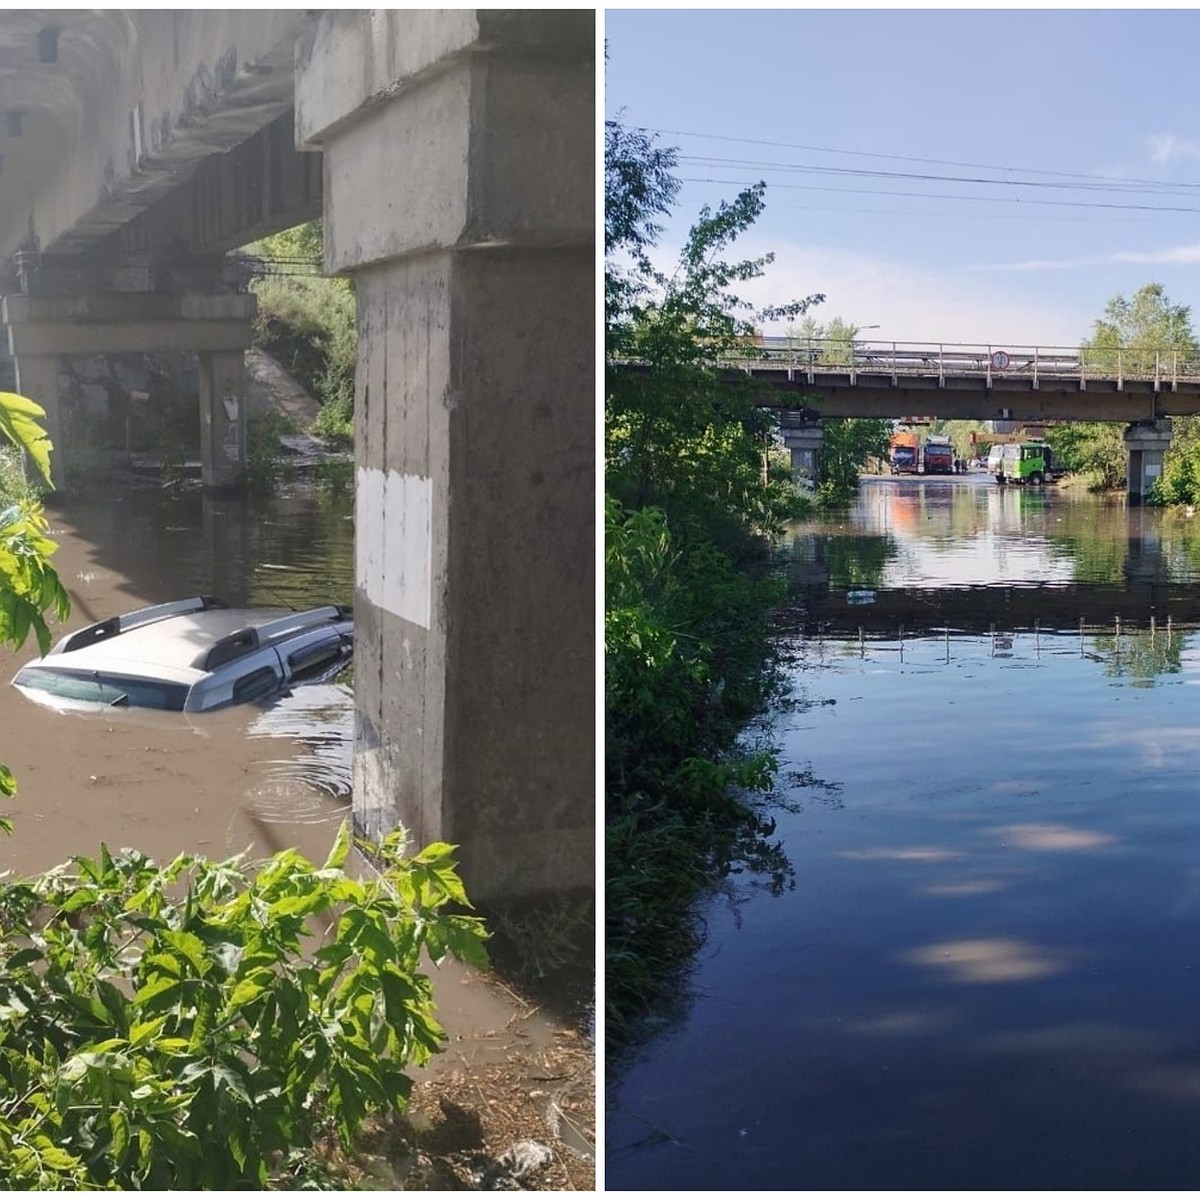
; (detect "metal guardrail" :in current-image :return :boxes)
[718,337,1200,390]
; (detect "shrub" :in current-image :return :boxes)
[0,825,487,1188]
[244,222,357,445]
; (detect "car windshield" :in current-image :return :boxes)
[13,666,189,711]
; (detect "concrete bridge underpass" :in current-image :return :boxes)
[0,10,595,904]
[713,337,1200,504]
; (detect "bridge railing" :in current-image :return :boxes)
[719,338,1200,388]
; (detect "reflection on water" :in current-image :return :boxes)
[782,477,1200,633]
[609,477,1200,1190]
[0,481,355,876]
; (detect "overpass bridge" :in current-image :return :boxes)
[717,336,1198,502]
[0,10,595,904]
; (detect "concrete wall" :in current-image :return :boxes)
[296,10,594,903]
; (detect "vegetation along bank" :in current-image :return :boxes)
[604,116,885,1055]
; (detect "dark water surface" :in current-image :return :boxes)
[608,475,1200,1190]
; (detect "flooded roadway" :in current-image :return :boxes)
[608,474,1200,1190]
[0,480,357,875]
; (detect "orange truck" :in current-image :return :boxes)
[889,431,919,475]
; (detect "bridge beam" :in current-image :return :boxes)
[1124,418,1173,506]
[296,10,594,904]
[3,292,254,490]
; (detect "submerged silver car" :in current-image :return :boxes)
[12,596,353,713]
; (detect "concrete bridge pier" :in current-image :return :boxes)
[2,293,254,490]
[197,350,249,492]
[295,11,594,903]
[1124,418,1173,506]
[781,422,824,487]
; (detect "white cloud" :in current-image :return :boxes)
[967,242,1200,273]
[701,240,1089,346]
[1147,133,1200,165]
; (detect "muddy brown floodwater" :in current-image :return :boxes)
[0,484,357,873]
[0,481,592,1187]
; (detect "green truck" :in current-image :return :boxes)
[992,440,1059,486]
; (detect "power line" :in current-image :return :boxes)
[677,192,1173,225]
[676,153,1200,197]
[676,175,1200,215]
[641,124,1200,191]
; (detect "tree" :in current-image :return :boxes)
[605,122,823,530]
[777,316,888,498]
[818,418,892,501]
[784,314,859,366]
[605,118,680,354]
[1083,282,1199,376]
[605,118,817,1049]
[1058,284,1200,492]
[1045,420,1126,490]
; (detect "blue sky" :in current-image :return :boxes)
[605,9,1200,348]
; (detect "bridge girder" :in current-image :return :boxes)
[0,11,320,278]
[740,375,1200,423]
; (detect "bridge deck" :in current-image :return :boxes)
[612,338,1200,422]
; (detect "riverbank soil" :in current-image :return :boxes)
[333,968,594,1189]
[377,939,595,1190]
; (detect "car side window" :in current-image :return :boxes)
[231,666,279,704]
[287,640,343,682]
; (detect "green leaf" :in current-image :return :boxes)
[129,1017,166,1048]
[58,887,97,914]
[0,392,53,486]
[134,975,182,1007]
[161,929,208,975]
[36,1144,80,1172]
[267,891,327,920]
[109,1109,130,1160]
[228,973,271,1010]
[443,918,490,970]
[322,819,351,871]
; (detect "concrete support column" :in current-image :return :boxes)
[11,353,64,489]
[781,424,824,487]
[1124,418,1172,505]
[197,351,247,491]
[296,11,594,903]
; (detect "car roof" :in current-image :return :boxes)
[37,601,351,681]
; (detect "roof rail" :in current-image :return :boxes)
[59,595,226,654]
[199,606,351,673]
[254,606,348,645]
[202,627,259,672]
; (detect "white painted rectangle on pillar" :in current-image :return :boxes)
[356,466,433,629]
